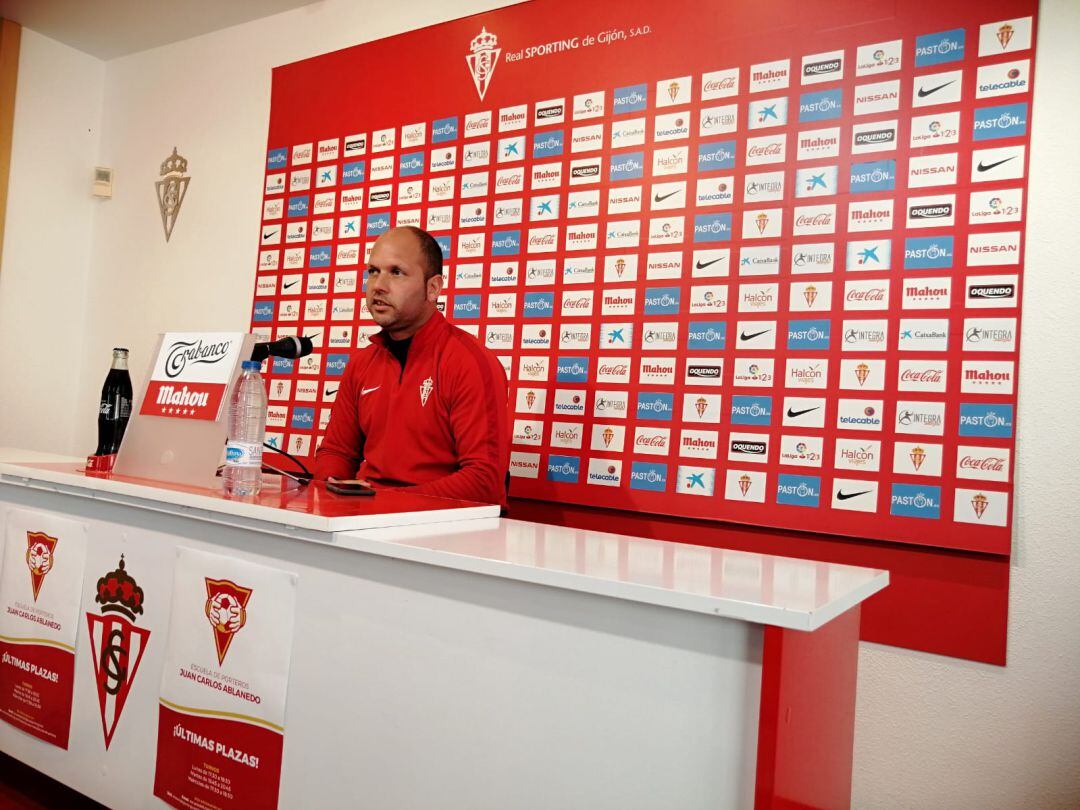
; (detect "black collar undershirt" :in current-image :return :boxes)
[385,336,412,369]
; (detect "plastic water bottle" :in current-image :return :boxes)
[223,361,267,496]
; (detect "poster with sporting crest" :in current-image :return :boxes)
[154,548,297,810]
[0,508,88,748]
[250,0,1035,554]
[85,553,153,751]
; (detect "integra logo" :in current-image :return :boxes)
[165,339,232,378]
[910,203,953,219]
[965,326,1013,343]
[804,58,841,76]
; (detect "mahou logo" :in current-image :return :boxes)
[25,531,57,601]
[204,578,252,666]
[86,556,150,749]
[466,27,500,100]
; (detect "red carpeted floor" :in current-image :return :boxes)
[0,753,103,809]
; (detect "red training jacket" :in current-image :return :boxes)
[313,311,510,507]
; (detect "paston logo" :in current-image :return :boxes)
[25,531,57,601]
[204,578,252,666]
[86,556,150,749]
[466,28,500,100]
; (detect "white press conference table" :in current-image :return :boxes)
[0,448,886,809]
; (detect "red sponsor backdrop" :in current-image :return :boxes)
[0,641,76,748]
[248,0,1032,660]
[252,0,1036,659]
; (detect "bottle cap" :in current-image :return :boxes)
[112,348,129,355]
[241,360,261,371]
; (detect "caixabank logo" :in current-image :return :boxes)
[204,578,253,666]
[86,556,150,749]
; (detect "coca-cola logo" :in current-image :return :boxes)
[748,143,783,157]
[165,339,232,379]
[900,369,943,382]
[847,288,885,301]
[636,434,667,447]
[959,455,1006,471]
[704,77,736,93]
[796,213,833,226]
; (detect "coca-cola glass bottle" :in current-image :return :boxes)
[95,348,133,456]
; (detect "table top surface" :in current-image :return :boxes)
[0,456,499,532]
[0,449,887,630]
[336,518,888,630]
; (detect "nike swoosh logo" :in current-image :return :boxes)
[836,489,872,501]
[696,258,724,269]
[786,407,820,418]
[263,230,278,239]
[976,156,1017,172]
[361,386,380,396]
[283,280,299,289]
[654,190,680,202]
[325,388,339,396]
[740,329,770,341]
[917,80,955,98]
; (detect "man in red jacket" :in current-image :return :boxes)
[313,226,510,507]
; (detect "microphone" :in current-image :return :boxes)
[250,335,314,364]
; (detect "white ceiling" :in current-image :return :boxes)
[0,0,323,60]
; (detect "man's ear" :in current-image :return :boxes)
[427,272,444,302]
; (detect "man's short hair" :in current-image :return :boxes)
[401,226,444,280]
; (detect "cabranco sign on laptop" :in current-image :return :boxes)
[140,333,245,421]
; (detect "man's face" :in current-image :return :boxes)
[365,229,442,338]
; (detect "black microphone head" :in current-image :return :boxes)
[250,334,315,362]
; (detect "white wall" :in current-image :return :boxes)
[851,2,1080,805]
[2,0,1079,806]
[75,0,518,459]
[0,29,103,454]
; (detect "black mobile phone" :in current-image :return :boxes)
[326,479,376,496]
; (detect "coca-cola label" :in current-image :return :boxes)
[897,360,949,392]
[792,204,837,236]
[956,446,1011,482]
[633,427,671,456]
[702,68,740,100]
[843,280,889,311]
[745,134,787,166]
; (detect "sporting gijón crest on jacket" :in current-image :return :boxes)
[314,311,510,506]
